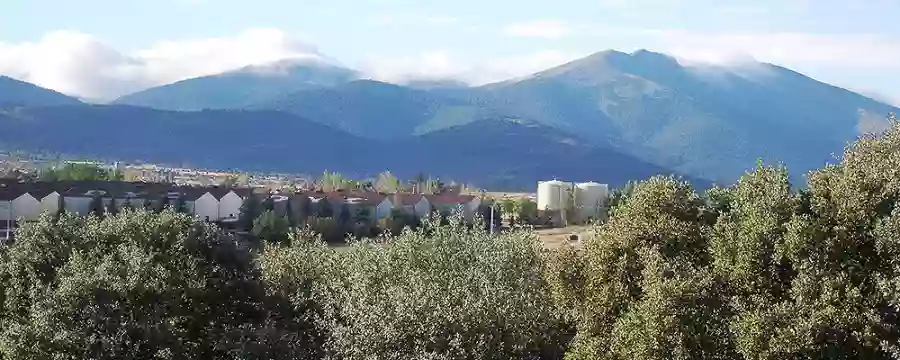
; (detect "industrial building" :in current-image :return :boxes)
[537,180,609,226]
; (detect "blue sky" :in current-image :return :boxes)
[2,0,900,104]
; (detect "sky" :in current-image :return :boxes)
[1,0,900,104]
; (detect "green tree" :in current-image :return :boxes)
[221,175,239,187]
[236,173,251,187]
[563,176,735,360]
[374,171,400,193]
[238,195,263,231]
[106,197,119,216]
[319,171,350,192]
[284,199,297,228]
[337,203,351,229]
[39,163,121,182]
[263,215,571,359]
[499,198,517,223]
[317,198,334,218]
[517,198,539,224]
[720,118,900,359]
[296,195,312,226]
[607,180,638,215]
[262,195,275,212]
[0,210,306,359]
[252,210,291,244]
[89,195,104,217]
[354,207,372,224]
[306,216,341,242]
[174,196,189,214]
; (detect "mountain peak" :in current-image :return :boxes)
[0,75,83,106]
[630,49,674,61]
[234,56,350,77]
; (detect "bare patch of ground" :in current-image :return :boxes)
[536,225,592,249]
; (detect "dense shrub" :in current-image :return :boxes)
[0,209,296,359]
[2,117,899,359]
[307,216,342,242]
[555,118,900,359]
[263,213,573,359]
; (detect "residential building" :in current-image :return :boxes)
[390,194,431,218]
[426,194,482,221]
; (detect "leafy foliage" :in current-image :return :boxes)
[375,171,401,193]
[554,117,900,359]
[239,195,263,231]
[0,209,302,359]
[262,214,573,359]
[3,115,900,359]
[252,210,291,244]
[39,163,123,182]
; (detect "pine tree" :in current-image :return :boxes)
[106,197,119,215]
[262,196,275,212]
[338,203,351,228]
[89,196,104,217]
[238,195,263,231]
[297,195,312,226]
[317,198,334,218]
[285,199,297,228]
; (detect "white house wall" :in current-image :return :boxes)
[218,191,243,220]
[374,200,393,220]
[413,198,431,218]
[194,193,220,222]
[41,192,61,215]
[12,194,41,221]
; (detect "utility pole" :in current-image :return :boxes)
[5,202,11,241]
[490,200,495,234]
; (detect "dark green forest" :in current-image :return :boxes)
[1,117,899,359]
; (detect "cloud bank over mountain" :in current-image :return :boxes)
[0,28,327,100]
[2,25,900,105]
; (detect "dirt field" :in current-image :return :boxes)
[535,225,591,249]
[328,224,593,250]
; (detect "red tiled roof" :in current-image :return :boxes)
[391,193,425,206]
[425,194,476,206]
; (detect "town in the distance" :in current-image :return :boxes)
[0,158,611,244]
[3,2,899,357]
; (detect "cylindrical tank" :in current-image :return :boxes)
[575,182,609,221]
[537,180,570,211]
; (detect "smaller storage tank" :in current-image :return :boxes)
[537,180,571,211]
[575,182,609,222]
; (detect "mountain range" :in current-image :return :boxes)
[2,49,897,190]
[0,104,691,189]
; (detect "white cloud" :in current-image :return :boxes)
[640,29,900,70]
[359,50,462,83]
[359,50,583,85]
[4,26,900,105]
[0,28,325,100]
[502,20,571,39]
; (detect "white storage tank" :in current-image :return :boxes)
[575,182,609,221]
[537,180,571,211]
